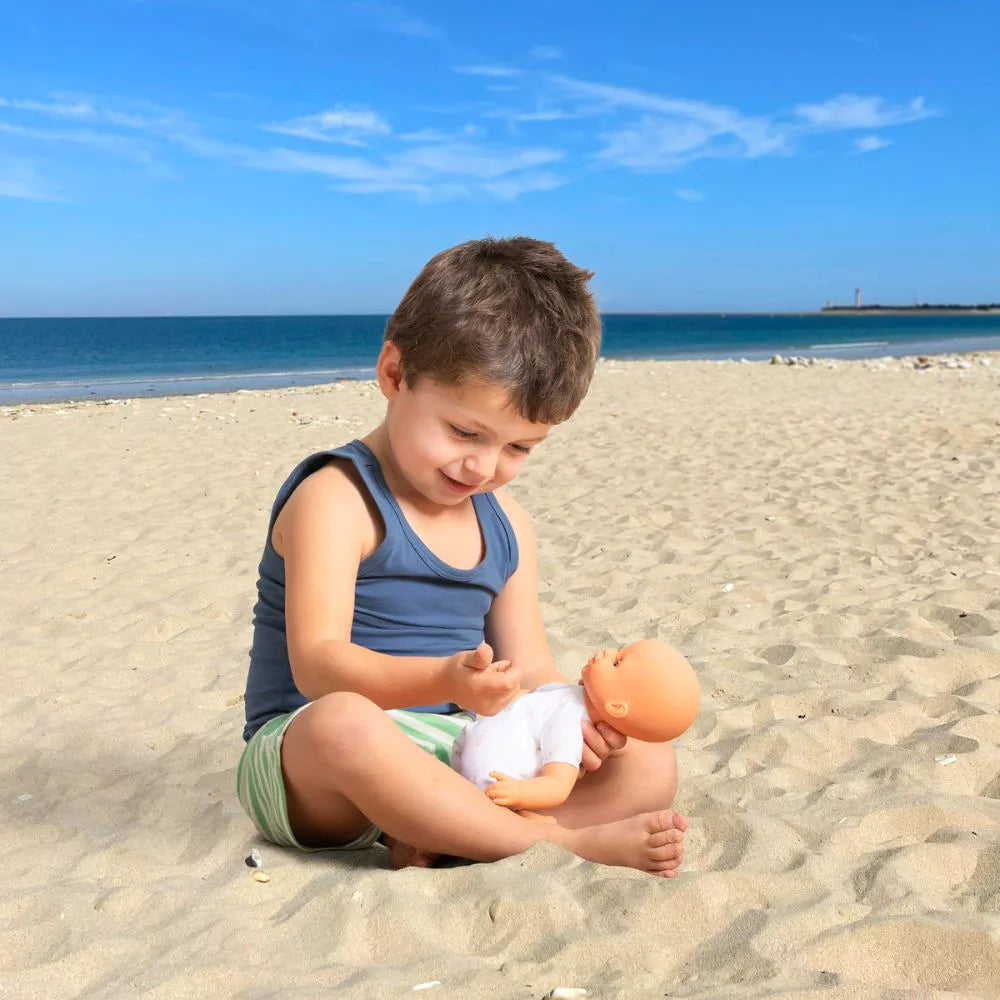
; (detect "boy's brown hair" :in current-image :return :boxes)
[384,236,601,424]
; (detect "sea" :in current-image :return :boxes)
[2,312,999,405]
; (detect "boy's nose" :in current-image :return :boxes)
[463,451,498,482]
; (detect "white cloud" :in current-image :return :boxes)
[174,129,564,199]
[485,107,575,123]
[481,172,564,200]
[0,121,160,165]
[455,65,523,78]
[544,76,931,170]
[794,94,933,130]
[553,76,738,124]
[0,97,92,117]
[0,92,189,134]
[553,76,790,167]
[0,178,56,200]
[1,74,938,203]
[854,134,891,153]
[398,124,481,142]
[0,161,61,200]
[393,140,562,179]
[349,2,440,38]
[263,108,391,146]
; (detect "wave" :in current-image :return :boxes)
[808,340,890,350]
[1,366,376,391]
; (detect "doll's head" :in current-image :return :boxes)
[580,639,700,742]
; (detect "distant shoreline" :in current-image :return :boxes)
[819,306,1000,316]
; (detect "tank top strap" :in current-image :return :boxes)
[326,439,411,563]
[334,440,518,585]
[268,439,518,585]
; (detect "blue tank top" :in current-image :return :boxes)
[242,440,519,740]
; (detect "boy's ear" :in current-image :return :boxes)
[605,700,629,719]
[375,341,405,398]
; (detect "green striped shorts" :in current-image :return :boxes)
[236,705,474,851]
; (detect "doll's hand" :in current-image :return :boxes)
[447,642,522,717]
[485,771,525,808]
[580,718,628,773]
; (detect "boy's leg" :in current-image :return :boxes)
[279,691,686,875]
[546,739,680,829]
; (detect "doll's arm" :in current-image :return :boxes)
[485,762,579,811]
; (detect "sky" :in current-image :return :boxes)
[1,0,997,316]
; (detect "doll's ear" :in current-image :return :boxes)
[605,700,629,719]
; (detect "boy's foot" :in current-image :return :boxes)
[567,809,687,877]
[380,833,439,869]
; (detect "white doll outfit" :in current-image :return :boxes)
[451,683,588,790]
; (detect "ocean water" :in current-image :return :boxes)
[2,312,999,404]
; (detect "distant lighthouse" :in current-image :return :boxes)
[854,287,862,309]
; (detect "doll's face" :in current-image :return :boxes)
[581,645,641,706]
[580,639,700,742]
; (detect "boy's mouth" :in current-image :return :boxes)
[440,471,478,493]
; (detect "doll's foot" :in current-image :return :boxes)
[569,809,687,877]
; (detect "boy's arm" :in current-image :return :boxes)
[486,492,566,689]
[488,490,628,769]
[484,763,579,811]
[279,463,519,714]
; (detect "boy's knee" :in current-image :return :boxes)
[294,692,386,763]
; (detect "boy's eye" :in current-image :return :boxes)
[449,424,477,439]
[509,443,532,455]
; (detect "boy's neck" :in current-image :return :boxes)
[362,427,473,520]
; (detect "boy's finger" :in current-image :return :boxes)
[579,743,603,773]
[581,719,612,760]
[595,721,628,751]
[465,642,492,671]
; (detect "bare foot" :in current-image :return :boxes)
[379,834,439,870]
[567,810,687,877]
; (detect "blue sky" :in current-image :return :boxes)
[1,0,997,315]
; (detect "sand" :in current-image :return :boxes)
[3,354,1000,999]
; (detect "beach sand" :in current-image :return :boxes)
[3,354,1000,999]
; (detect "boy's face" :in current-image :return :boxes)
[378,345,552,506]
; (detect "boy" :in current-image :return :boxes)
[237,237,686,876]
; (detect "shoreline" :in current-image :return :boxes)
[5,338,1000,407]
[817,307,1000,316]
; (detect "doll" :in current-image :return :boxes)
[450,639,700,814]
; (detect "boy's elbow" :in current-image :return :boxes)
[289,637,344,700]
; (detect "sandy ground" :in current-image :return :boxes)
[3,354,1000,999]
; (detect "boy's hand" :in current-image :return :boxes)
[447,642,522,717]
[580,718,628,773]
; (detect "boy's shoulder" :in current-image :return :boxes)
[274,456,380,557]
[492,488,536,545]
[289,454,367,504]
